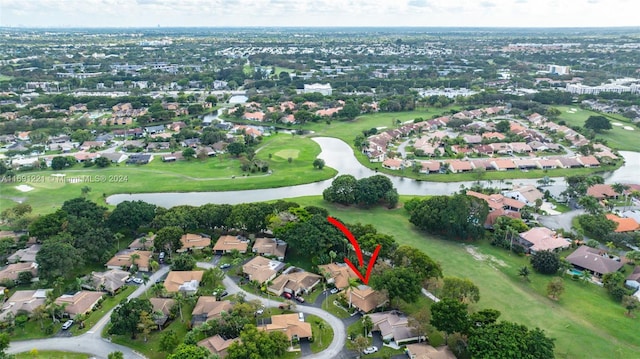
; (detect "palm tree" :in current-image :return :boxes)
[113,233,124,251]
[329,250,337,263]
[142,274,150,286]
[518,266,530,282]
[150,283,166,298]
[81,186,91,197]
[581,270,592,284]
[316,320,326,346]
[140,237,148,250]
[173,293,185,323]
[347,278,359,309]
[130,253,140,271]
[362,315,373,337]
[32,305,48,330]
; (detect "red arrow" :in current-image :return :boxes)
[328,216,381,285]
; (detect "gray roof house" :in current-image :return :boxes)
[566,246,623,278]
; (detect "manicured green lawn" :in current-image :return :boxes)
[287,196,640,359]
[306,314,334,353]
[555,105,639,151]
[73,285,137,335]
[0,134,336,214]
[15,351,91,359]
[109,302,195,359]
[0,74,13,82]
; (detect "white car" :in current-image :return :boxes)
[61,320,74,330]
[255,308,264,315]
[363,346,378,355]
[132,277,144,284]
[330,288,339,294]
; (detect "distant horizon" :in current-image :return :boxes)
[2,25,640,30]
[1,0,637,28]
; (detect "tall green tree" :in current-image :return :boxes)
[584,115,612,132]
[530,250,561,275]
[108,200,157,233]
[430,298,469,341]
[467,321,555,359]
[108,298,153,339]
[441,277,481,303]
[154,226,184,253]
[226,324,289,359]
[371,267,422,305]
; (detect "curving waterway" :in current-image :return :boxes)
[106,137,640,208]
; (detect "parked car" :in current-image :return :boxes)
[330,287,340,294]
[295,296,305,303]
[213,289,229,298]
[363,346,378,355]
[283,292,292,299]
[132,277,144,284]
[61,320,74,330]
[255,307,264,315]
[125,277,133,283]
[219,263,231,269]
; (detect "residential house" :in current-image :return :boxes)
[79,141,105,150]
[484,208,522,228]
[512,159,538,170]
[315,107,342,117]
[198,335,239,358]
[482,132,506,141]
[145,125,165,135]
[587,184,618,200]
[466,191,525,212]
[527,141,549,152]
[405,343,456,359]
[577,155,600,168]
[242,256,284,284]
[105,250,152,272]
[474,144,494,156]
[566,246,623,278]
[86,269,130,295]
[74,152,99,163]
[463,135,482,144]
[69,104,88,112]
[557,157,582,169]
[112,103,132,112]
[178,233,211,253]
[509,142,532,153]
[128,235,155,250]
[191,296,233,326]
[258,313,313,341]
[55,291,105,316]
[489,143,510,154]
[0,289,50,321]
[368,310,423,345]
[418,161,441,174]
[446,160,473,173]
[100,152,128,164]
[267,268,322,296]
[126,154,153,165]
[167,121,187,132]
[149,297,176,327]
[518,227,571,254]
[470,159,494,171]
[605,214,640,233]
[451,145,472,155]
[318,263,360,290]
[243,111,266,122]
[491,159,517,171]
[252,237,287,261]
[345,285,388,313]
[503,185,544,206]
[0,262,38,282]
[212,235,249,254]
[537,159,560,169]
[163,271,204,294]
[7,244,41,263]
[382,158,404,170]
[625,267,640,291]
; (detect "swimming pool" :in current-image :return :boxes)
[569,269,583,276]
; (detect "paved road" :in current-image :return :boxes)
[8,266,171,359]
[198,262,348,359]
[538,209,584,233]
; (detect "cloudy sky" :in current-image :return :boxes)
[0,0,636,28]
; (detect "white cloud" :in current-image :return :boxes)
[0,0,637,27]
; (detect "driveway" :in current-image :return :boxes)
[198,262,348,359]
[538,209,584,233]
[8,266,171,359]
[300,338,312,356]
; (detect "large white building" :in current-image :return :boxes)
[566,82,640,95]
[547,65,570,76]
[303,83,332,96]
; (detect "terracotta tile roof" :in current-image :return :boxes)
[577,155,600,166]
[318,263,360,289]
[198,334,239,356]
[163,271,204,293]
[519,227,571,252]
[1,289,49,319]
[447,160,473,172]
[55,291,105,316]
[179,233,211,251]
[406,343,457,359]
[587,184,618,199]
[105,250,152,271]
[346,285,388,313]
[0,262,38,281]
[242,256,284,284]
[128,235,155,250]
[605,214,640,233]
[268,270,322,295]
[259,313,312,340]
[213,235,249,253]
[252,237,287,259]
[491,159,517,170]
[192,296,233,323]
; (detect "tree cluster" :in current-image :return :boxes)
[405,195,489,240]
[322,174,399,208]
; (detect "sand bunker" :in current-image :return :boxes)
[15,185,34,192]
[623,126,635,131]
[612,122,623,126]
[464,245,508,269]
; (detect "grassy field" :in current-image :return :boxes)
[0,134,336,214]
[555,105,639,151]
[0,74,13,82]
[14,351,91,359]
[306,314,334,353]
[287,196,640,359]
